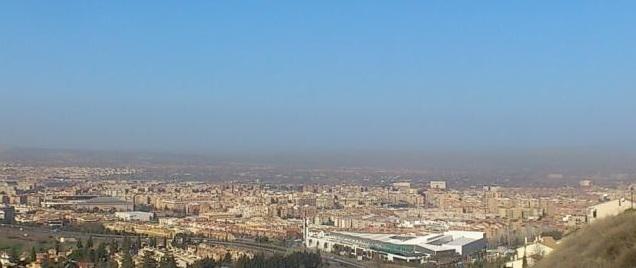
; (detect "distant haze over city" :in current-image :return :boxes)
[2,146,636,174]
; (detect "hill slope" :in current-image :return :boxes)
[536,210,636,268]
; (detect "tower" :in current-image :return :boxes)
[303,217,309,246]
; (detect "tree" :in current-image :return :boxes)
[141,253,158,268]
[68,247,84,262]
[134,236,142,253]
[54,240,62,254]
[190,257,217,268]
[149,237,157,248]
[540,230,563,240]
[41,257,50,268]
[96,243,108,263]
[223,251,232,263]
[88,249,96,263]
[107,259,119,268]
[159,252,178,268]
[87,236,94,249]
[229,251,322,268]
[111,240,120,253]
[120,251,134,268]
[121,237,131,253]
[31,246,37,262]
[8,246,20,264]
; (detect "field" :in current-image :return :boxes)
[0,224,109,255]
[0,225,60,254]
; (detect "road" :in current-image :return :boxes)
[0,224,365,268]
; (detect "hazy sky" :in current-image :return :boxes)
[1,1,635,153]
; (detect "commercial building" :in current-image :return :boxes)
[115,211,154,222]
[75,197,133,211]
[392,182,411,191]
[305,229,486,263]
[430,181,447,190]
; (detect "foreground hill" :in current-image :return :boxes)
[536,210,636,268]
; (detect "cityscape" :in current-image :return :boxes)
[2,1,636,268]
[1,150,635,267]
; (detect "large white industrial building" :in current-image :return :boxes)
[305,229,486,263]
[115,211,154,222]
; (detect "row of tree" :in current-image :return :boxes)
[4,234,322,268]
[189,252,323,268]
[27,235,176,268]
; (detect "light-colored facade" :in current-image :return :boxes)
[305,229,486,263]
[115,211,154,222]
[586,198,634,223]
[430,181,447,190]
[505,237,556,268]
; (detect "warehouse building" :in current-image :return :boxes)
[305,229,486,263]
[115,211,154,222]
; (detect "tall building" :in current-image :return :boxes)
[430,181,447,190]
[0,205,15,224]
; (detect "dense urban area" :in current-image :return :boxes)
[1,153,634,268]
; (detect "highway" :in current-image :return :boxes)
[0,224,365,268]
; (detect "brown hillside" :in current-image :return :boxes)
[536,210,636,268]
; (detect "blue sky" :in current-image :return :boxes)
[1,1,635,153]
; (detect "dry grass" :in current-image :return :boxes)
[536,210,636,268]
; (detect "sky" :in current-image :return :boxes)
[1,1,635,154]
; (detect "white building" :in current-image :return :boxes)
[159,217,179,226]
[393,182,411,190]
[587,198,634,223]
[305,229,486,263]
[0,252,17,267]
[115,211,154,222]
[430,181,447,190]
[505,237,556,268]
